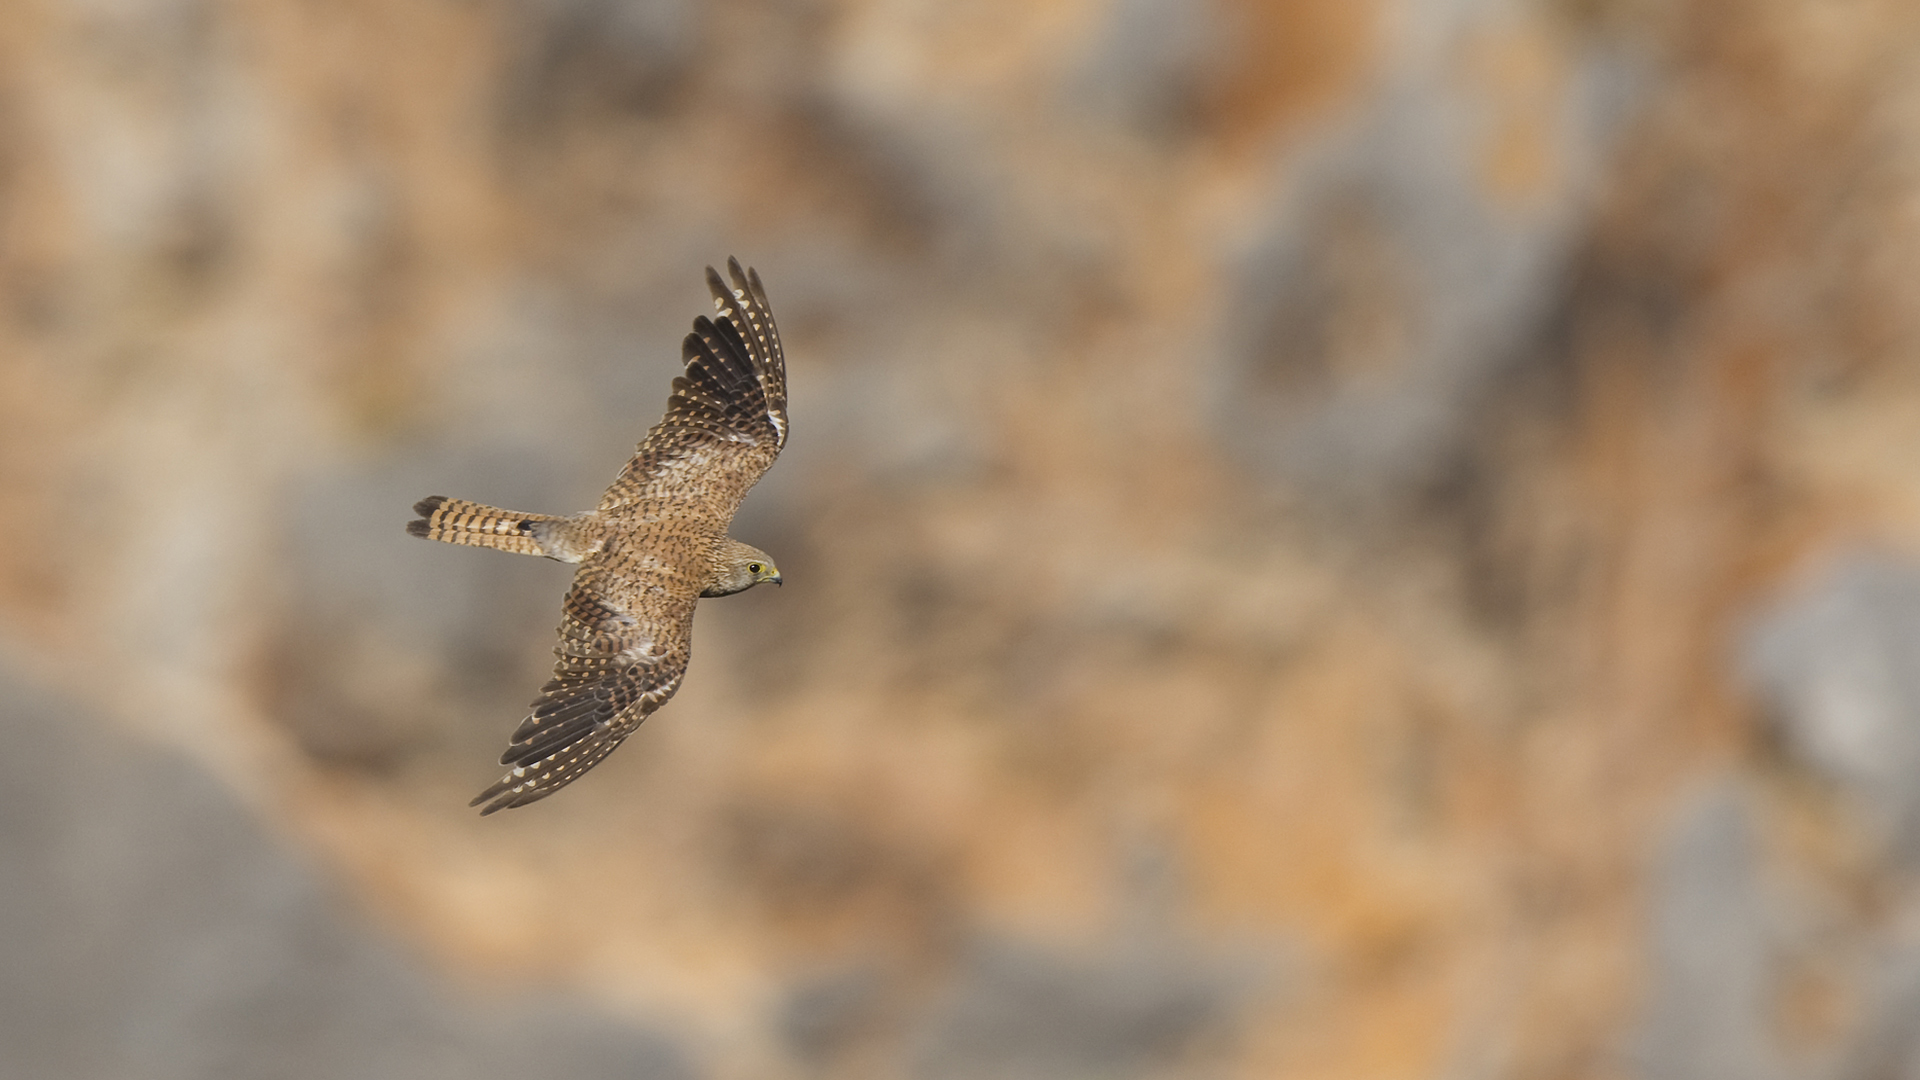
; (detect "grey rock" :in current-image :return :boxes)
[501,0,700,130]
[1069,0,1225,139]
[910,935,1242,1080]
[1214,4,1642,505]
[778,960,897,1067]
[0,662,697,1080]
[1830,950,1920,1080]
[1740,552,1920,860]
[1632,784,1789,1080]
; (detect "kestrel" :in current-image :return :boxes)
[408,259,788,814]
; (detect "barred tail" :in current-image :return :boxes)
[406,496,554,557]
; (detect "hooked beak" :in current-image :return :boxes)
[771,573,783,587]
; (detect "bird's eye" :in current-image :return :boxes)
[748,562,763,574]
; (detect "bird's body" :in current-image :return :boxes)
[408,260,788,814]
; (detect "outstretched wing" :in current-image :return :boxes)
[470,578,693,814]
[599,257,789,522]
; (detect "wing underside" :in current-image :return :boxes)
[601,258,789,516]
[470,580,691,814]
[469,258,787,814]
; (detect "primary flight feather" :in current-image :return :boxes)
[407,259,789,814]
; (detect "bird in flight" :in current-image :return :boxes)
[408,259,789,814]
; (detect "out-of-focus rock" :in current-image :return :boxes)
[1069,0,1226,140]
[1634,773,1920,1080]
[9,0,1920,1077]
[1216,2,1638,506]
[1633,786,1789,1080]
[501,0,699,134]
[1829,954,1920,1080]
[1740,553,1920,859]
[0,663,695,1080]
[908,935,1248,1080]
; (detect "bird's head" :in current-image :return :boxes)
[704,540,783,597]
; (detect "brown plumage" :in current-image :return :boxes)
[407,259,789,814]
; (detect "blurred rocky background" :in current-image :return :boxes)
[6,0,1920,1077]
